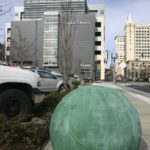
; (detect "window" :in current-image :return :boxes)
[15,12,19,16]
[95,41,101,46]
[80,68,91,78]
[100,10,104,14]
[95,51,101,55]
[96,61,100,64]
[95,22,101,27]
[38,71,55,79]
[95,32,101,37]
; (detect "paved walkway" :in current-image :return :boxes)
[44,82,150,150]
[123,91,150,150]
[93,82,150,150]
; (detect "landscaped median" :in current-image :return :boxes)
[0,91,69,150]
[0,79,90,150]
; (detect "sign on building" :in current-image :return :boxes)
[119,61,127,69]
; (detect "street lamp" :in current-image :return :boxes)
[132,62,134,81]
[111,53,118,84]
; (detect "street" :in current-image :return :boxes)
[119,82,150,94]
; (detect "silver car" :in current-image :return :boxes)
[29,69,66,93]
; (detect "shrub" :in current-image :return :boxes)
[0,115,49,150]
[72,80,80,88]
[34,91,69,117]
[0,91,70,150]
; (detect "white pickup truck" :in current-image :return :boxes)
[0,65,44,117]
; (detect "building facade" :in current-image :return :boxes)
[4,23,11,61]
[125,15,150,80]
[13,6,24,21]
[115,36,125,63]
[9,1,105,81]
[115,36,125,78]
[11,20,44,66]
[24,0,87,19]
[43,11,59,67]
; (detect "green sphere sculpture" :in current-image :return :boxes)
[50,86,141,150]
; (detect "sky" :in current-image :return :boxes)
[89,0,150,54]
[0,0,150,55]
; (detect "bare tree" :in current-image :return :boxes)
[11,26,33,67]
[59,0,75,89]
[0,0,11,16]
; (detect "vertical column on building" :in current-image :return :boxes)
[43,11,59,67]
[94,15,105,81]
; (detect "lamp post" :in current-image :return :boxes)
[111,53,118,84]
[143,63,147,81]
[132,62,134,81]
[33,20,38,68]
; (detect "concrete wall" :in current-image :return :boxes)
[66,13,95,79]
[11,20,44,67]
[11,13,97,80]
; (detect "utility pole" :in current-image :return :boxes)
[34,20,38,68]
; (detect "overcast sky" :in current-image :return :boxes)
[1,0,150,54]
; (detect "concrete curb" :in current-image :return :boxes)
[44,141,53,150]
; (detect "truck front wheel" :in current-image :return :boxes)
[0,89,32,117]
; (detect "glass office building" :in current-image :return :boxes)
[24,0,87,19]
[23,0,87,67]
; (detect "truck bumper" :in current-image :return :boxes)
[33,88,45,104]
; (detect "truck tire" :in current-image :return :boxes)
[0,89,32,117]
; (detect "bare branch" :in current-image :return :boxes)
[11,25,33,67]
[0,0,11,16]
[59,0,75,87]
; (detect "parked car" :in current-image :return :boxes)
[0,60,8,66]
[50,71,63,79]
[27,69,68,93]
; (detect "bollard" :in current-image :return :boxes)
[50,86,141,150]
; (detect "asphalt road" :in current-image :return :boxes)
[127,83,150,93]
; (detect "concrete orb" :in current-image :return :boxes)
[50,86,141,150]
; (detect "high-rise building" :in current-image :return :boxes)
[115,36,125,78]
[24,0,87,19]
[4,23,11,61]
[115,36,125,63]
[125,14,150,62]
[10,1,105,81]
[125,14,150,80]
[13,6,24,21]
[88,4,105,80]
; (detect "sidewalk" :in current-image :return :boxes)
[44,82,150,150]
[123,91,150,150]
[93,82,150,149]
